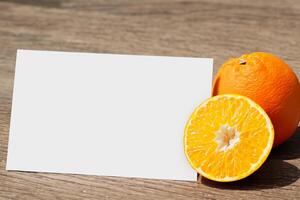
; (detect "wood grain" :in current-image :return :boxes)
[0,0,300,199]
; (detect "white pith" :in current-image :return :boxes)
[215,124,240,152]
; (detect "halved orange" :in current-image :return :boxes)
[184,94,274,182]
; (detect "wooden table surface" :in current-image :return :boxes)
[0,0,300,199]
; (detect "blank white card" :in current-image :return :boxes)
[7,50,213,181]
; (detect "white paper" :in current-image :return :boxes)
[6,50,213,181]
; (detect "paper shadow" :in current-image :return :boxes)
[271,127,300,160]
[200,159,299,190]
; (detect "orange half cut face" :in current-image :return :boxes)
[184,94,274,182]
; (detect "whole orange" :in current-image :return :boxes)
[212,52,300,147]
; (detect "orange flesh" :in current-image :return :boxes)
[184,94,274,182]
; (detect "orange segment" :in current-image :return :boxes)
[184,94,274,182]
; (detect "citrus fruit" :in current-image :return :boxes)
[212,52,300,147]
[184,94,274,182]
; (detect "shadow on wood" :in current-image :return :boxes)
[200,159,299,190]
[200,127,300,189]
[271,127,300,160]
